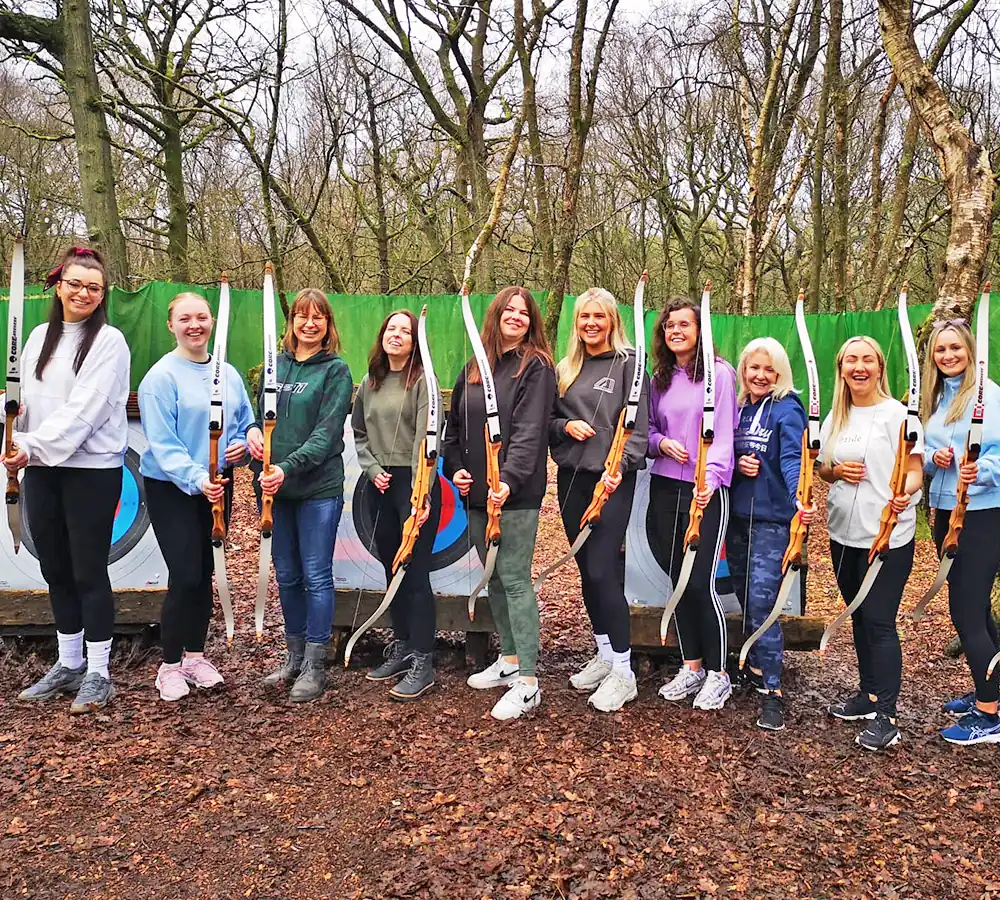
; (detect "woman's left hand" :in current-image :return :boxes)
[2,447,28,472]
[601,470,622,493]
[796,500,815,525]
[224,441,247,464]
[260,465,285,496]
[693,486,713,509]
[889,491,911,514]
[958,460,979,486]
[490,481,511,508]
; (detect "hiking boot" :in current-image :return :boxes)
[657,664,707,701]
[941,709,1000,745]
[181,656,224,689]
[17,662,86,701]
[389,652,435,701]
[155,663,190,702]
[588,670,638,712]
[856,713,901,751]
[693,670,733,711]
[70,672,116,714]
[828,692,877,721]
[467,655,519,690]
[262,635,305,688]
[942,690,976,717]
[756,692,785,732]
[569,654,613,692]
[367,641,414,682]
[490,679,541,721]
[289,642,328,703]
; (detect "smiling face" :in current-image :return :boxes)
[744,349,778,403]
[499,293,531,349]
[382,312,414,366]
[56,263,105,323]
[663,307,699,360]
[168,296,214,356]
[576,300,612,354]
[840,339,882,403]
[292,302,329,356]
[933,327,970,378]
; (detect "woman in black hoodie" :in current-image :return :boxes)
[443,286,556,721]
[549,288,648,713]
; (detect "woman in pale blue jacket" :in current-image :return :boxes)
[921,317,1000,746]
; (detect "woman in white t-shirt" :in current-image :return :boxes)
[818,336,923,752]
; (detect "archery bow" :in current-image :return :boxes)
[659,279,716,646]
[739,289,819,669]
[912,283,990,621]
[462,283,502,622]
[255,262,278,641]
[344,306,440,667]
[820,282,921,652]
[533,272,648,593]
[209,273,235,645]
[5,236,24,553]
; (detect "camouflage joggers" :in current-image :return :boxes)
[725,517,787,692]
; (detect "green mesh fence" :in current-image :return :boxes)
[2,281,997,416]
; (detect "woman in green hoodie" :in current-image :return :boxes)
[248,288,353,702]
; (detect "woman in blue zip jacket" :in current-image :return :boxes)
[727,338,813,733]
[921,317,1000,745]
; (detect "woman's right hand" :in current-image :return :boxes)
[932,448,954,469]
[373,471,392,492]
[737,454,760,477]
[452,468,473,497]
[200,477,226,504]
[658,437,689,464]
[833,461,866,484]
[565,420,596,441]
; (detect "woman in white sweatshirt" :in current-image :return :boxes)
[4,246,131,713]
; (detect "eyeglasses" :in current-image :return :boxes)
[294,313,328,323]
[664,321,696,333]
[60,278,104,298]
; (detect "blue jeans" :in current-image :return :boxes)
[272,495,344,644]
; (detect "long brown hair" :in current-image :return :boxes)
[467,286,553,384]
[36,246,109,380]
[367,309,423,390]
[282,288,340,355]
[651,298,713,391]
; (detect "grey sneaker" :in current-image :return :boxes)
[262,635,305,688]
[692,669,733,711]
[569,654,613,692]
[588,670,638,712]
[69,672,116,714]
[389,652,435,701]
[367,641,414,682]
[18,662,87,701]
[657,665,707,701]
[289,642,328,703]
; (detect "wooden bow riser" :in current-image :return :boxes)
[782,435,817,573]
[208,426,226,542]
[260,419,275,534]
[868,421,911,563]
[942,434,982,555]
[682,434,711,549]
[579,410,631,529]
[484,425,502,544]
[392,443,435,570]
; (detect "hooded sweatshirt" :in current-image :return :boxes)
[730,392,807,523]
[254,348,352,500]
[549,348,649,474]
[922,374,1000,512]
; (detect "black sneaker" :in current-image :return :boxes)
[828,693,877,721]
[856,713,901,751]
[756,692,785,731]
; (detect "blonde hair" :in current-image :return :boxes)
[556,288,632,395]
[822,336,891,463]
[167,291,212,321]
[283,288,340,354]
[736,338,797,406]
[920,321,976,426]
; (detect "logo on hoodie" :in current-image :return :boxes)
[278,381,309,395]
[594,376,616,394]
[736,401,773,455]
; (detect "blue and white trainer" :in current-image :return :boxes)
[941,709,1000,746]
[942,691,976,717]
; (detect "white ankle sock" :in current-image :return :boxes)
[612,649,633,679]
[57,630,85,670]
[595,634,612,663]
[86,639,112,679]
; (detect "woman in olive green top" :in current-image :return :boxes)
[351,310,441,700]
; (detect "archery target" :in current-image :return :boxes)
[0,422,166,590]
[624,467,803,617]
[338,423,486,595]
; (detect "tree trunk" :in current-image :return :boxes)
[160,104,190,283]
[829,0,848,312]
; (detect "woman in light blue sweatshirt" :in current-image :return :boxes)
[139,293,256,702]
[921,317,1000,745]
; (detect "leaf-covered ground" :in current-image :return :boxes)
[2,473,1000,899]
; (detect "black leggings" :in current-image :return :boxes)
[933,506,1000,703]
[363,467,441,654]
[557,468,635,652]
[24,466,122,643]
[830,539,915,715]
[649,475,730,671]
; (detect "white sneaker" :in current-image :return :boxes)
[490,679,541,721]
[692,670,733,710]
[569,654,613,691]
[155,663,190,702]
[588,670,638,712]
[467,656,520,690]
[658,664,707,701]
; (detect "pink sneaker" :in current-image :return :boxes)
[180,656,224,689]
[156,663,190,702]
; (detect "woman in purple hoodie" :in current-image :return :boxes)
[647,298,738,711]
